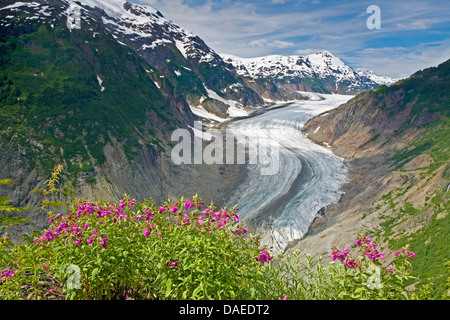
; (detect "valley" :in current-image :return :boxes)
[0,0,448,299]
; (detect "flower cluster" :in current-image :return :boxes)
[0,269,14,284]
[355,235,385,263]
[256,249,273,264]
[33,196,145,248]
[394,245,416,260]
[330,247,351,262]
[7,194,278,300]
[331,247,360,268]
[331,235,417,279]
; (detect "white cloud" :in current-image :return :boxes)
[249,38,294,48]
[396,18,444,30]
[295,48,322,55]
[134,0,450,76]
[345,41,450,79]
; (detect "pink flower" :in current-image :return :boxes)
[235,227,248,236]
[86,237,94,245]
[256,249,273,264]
[330,248,350,262]
[183,214,191,223]
[169,206,178,213]
[408,251,416,259]
[344,258,359,268]
[101,237,109,248]
[159,206,166,213]
[143,228,151,237]
[1,269,15,281]
[197,216,204,224]
[167,261,180,267]
[144,210,155,222]
[280,296,287,300]
[386,265,396,274]
[184,199,195,210]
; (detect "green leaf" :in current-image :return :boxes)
[192,285,203,299]
[165,279,173,298]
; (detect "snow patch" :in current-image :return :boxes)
[96,75,105,92]
[189,105,227,123]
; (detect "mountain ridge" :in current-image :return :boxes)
[294,58,450,297]
[221,50,398,97]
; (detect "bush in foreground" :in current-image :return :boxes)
[0,192,432,300]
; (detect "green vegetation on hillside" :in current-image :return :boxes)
[0,16,176,179]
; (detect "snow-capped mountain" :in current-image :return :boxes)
[0,0,262,120]
[63,0,263,119]
[221,51,396,95]
[355,68,399,86]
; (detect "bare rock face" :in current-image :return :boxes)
[402,154,434,171]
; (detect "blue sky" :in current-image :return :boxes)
[136,0,450,78]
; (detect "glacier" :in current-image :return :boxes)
[226,93,354,252]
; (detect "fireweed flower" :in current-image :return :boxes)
[1,269,15,283]
[144,210,155,222]
[256,249,273,264]
[386,265,396,274]
[344,258,359,268]
[101,237,109,248]
[330,248,350,262]
[169,206,178,213]
[143,227,151,237]
[184,199,195,210]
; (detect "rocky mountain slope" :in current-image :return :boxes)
[221,51,397,98]
[295,58,450,297]
[0,0,251,239]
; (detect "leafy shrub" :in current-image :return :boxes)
[0,194,270,300]
[0,168,431,300]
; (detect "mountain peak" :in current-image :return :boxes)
[220,51,391,94]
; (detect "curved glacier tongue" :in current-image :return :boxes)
[227,94,353,252]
